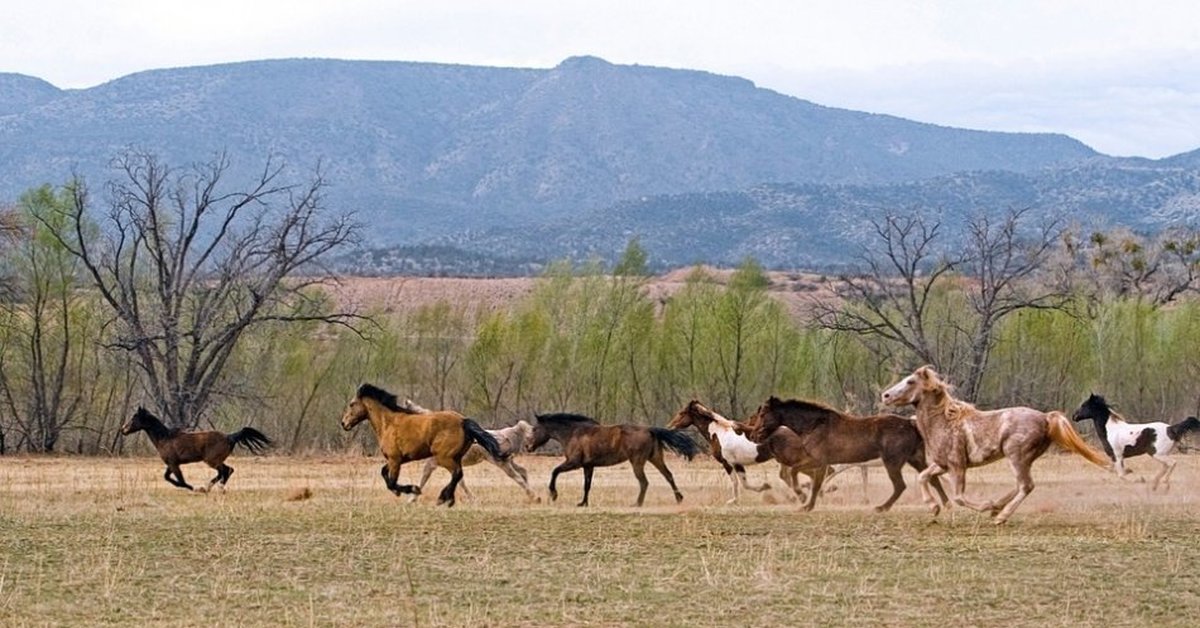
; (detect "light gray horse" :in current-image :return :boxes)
[407,400,538,502]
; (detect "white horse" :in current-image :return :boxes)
[1072,394,1200,491]
[403,399,539,502]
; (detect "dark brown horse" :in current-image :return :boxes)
[526,413,701,507]
[339,384,505,506]
[121,406,272,491]
[748,396,948,512]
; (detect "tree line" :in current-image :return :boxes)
[1,151,1198,454]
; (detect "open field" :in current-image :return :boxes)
[2,454,1199,626]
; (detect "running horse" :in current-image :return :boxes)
[1072,393,1200,491]
[746,397,947,512]
[526,413,701,507]
[881,366,1110,524]
[120,406,272,491]
[339,384,505,506]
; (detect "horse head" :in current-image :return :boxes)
[121,406,156,435]
[881,365,941,407]
[667,400,705,430]
[525,416,553,452]
[340,395,370,431]
[748,398,783,441]
[1071,393,1110,423]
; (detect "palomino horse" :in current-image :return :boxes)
[747,397,947,512]
[1073,393,1200,491]
[417,420,539,501]
[881,366,1110,524]
[121,406,271,491]
[340,384,505,506]
[668,400,805,503]
[526,413,701,507]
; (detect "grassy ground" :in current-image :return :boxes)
[1,453,1199,627]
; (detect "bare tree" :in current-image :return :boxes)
[39,151,361,428]
[956,208,1069,399]
[814,208,1067,400]
[812,212,956,368]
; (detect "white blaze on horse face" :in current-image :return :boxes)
[881,376,917,406]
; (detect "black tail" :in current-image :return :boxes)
[649,428,701,460]
[463,418,507,461]
[228,427,272,454]
[1167,416,1200,442]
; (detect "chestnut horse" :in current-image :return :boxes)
[120,406,271,491]
[882,366,1110,524]
[339,384,504,506]
[668,400,807,503]
[747,397,947,512]
[526,413,701,507]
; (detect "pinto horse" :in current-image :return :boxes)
[120,406,271,491]
[881,366,1110,524]
[1072,393,1200,491]
[526,413,700,507]
[668,400,809,503]
[746,397,947,512]
[339,384,505,506]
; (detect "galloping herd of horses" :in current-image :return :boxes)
[120,365,1200,524]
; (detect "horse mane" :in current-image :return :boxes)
[535,413,599,427]
[356,384,407,412]
[770,398,847,418]
[922,374,977,422]
[135,407,178,439]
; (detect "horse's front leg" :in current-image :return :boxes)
[916,462,946,516]
[946,467,996,514]
[799,466,827,511]
[382,458,420,499]
[735,464,771,492]
[1150,455,1175,491]
[721,460,739,504]
[548,459,582,502]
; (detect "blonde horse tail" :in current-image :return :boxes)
[1046,411,1112,470]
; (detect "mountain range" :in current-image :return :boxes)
[2,56,1198,272]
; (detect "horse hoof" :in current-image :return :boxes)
[675,493,684,503]
[873,505,889,513]
[576,501,588,507]
[992,517,1009,525]
[724,498,737,505]
[193,486,208,494]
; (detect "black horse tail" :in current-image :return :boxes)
[650,428,701,461]
[228,427,272,454]
[1167,416,1200,442]
[463,418,508,461]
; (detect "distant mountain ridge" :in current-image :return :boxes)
[1,56,1196,272]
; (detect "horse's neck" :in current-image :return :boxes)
[362,399,403,435]
[142,419,176,443]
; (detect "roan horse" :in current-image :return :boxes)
[526,413,701,506]
[668,400,804,503]
[340,384,505,506]
[881,366,1110,524]
[417,419,539,502]
[120,406,272,491]
[747,397,947,512]
[1072,393,1200,491]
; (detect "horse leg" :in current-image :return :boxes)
[1150,455,1175,491]
[1113,454,1129,479]
[162,467,186,489]
[580,466,595,507]
[915,462,947,516]
[992,456,1036,525]
[736,464,771,492]
[416,458,439,496]
[858,465,870,504]
[492,458,537,501]
[382,458,419,499]
[723,461,739,504]
[165,464,194,491]
[874,459,906,513]
[649,453,684,503]
[946,466,995,513]
[436,461,464,507]
[548,459,582,503]
[799,466,827,511]
[778,465,805,501]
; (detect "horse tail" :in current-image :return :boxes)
[649,427,701,461]
[228,427,272,454]
[1167,416,1200,442]
[463,418,507,461]
[1045,412,1111,469]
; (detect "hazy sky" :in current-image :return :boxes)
[4,0,1199,158]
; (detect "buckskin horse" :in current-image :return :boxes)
[339,384,504,506]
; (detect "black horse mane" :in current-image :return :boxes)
[1079,393,1112,418]
[535,413,599,427]
[765,397,844,429]
[357,384,406,412]
[134,406,178,439]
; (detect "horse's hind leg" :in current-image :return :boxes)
[580,466,596,507]
[1151,455,1175,491]
[735,464,770,493]
[496,459,538,502]
[416,458,439,496]
[799,466,827,511]
[992,456,1036,525]
[437,462,464,507]
[874,460,906,512]
[649,453,683,503]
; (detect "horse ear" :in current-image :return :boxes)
[915,365,936,380]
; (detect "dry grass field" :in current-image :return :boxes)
[2,453,1199,627]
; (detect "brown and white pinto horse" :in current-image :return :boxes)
[881,366,1110,524]
[668,400,807,503]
